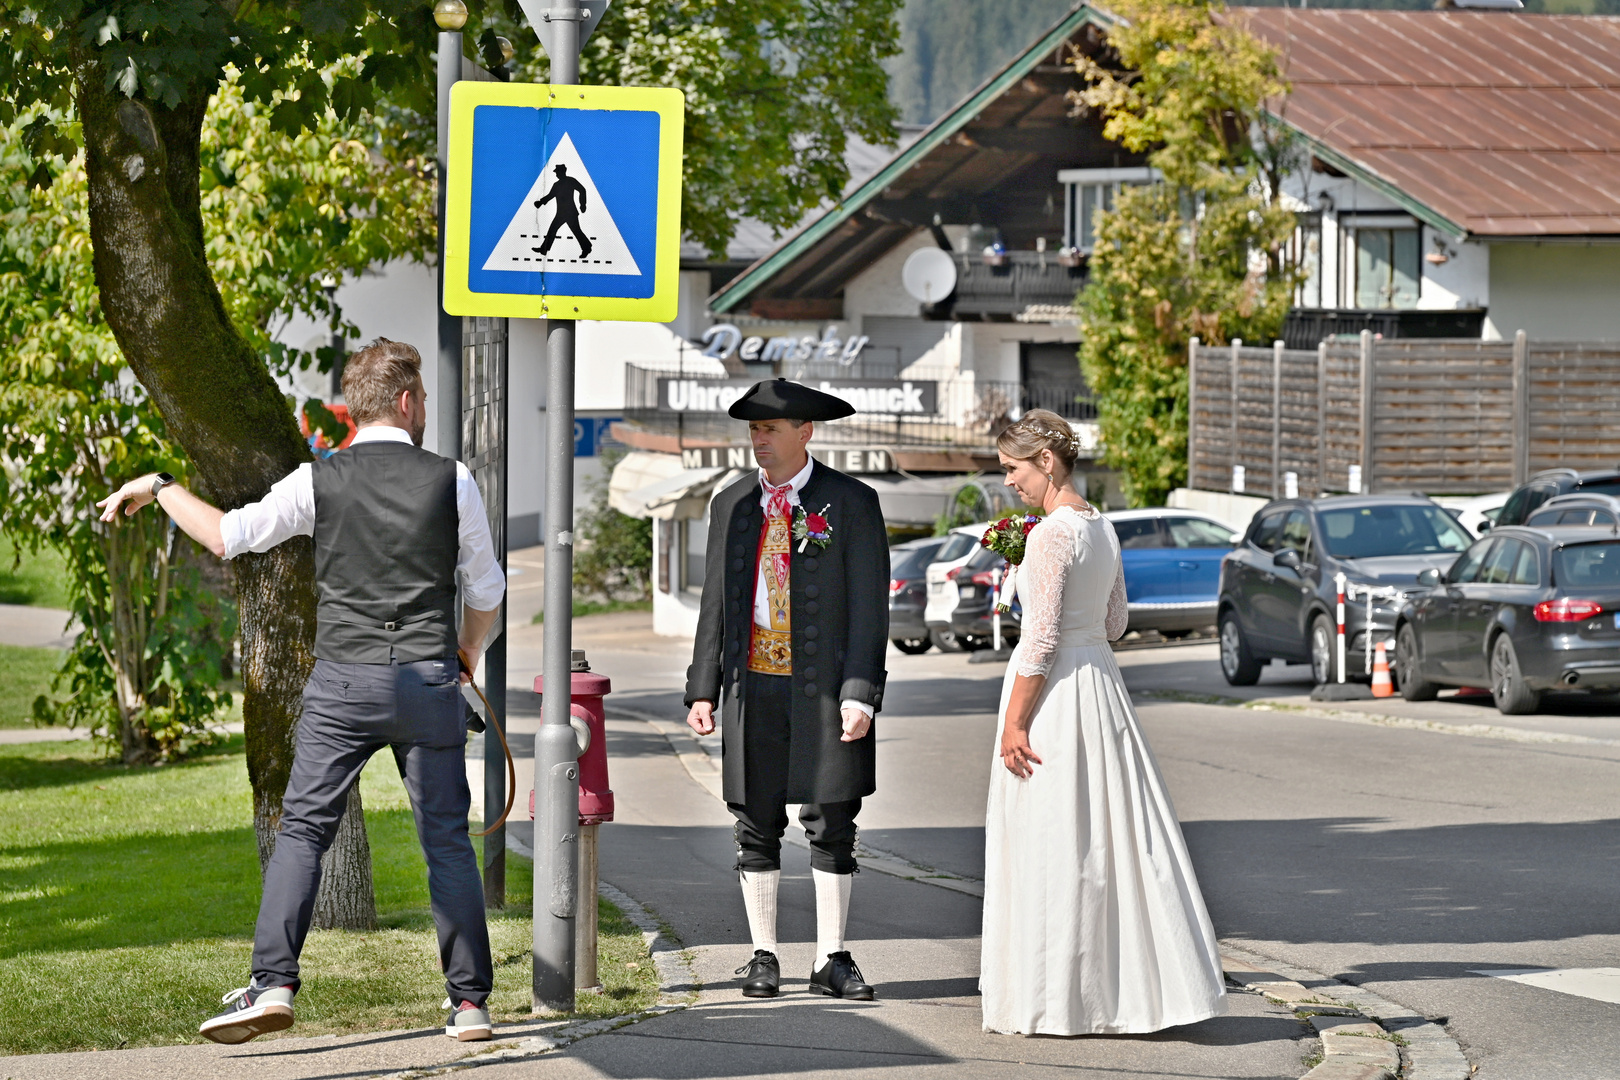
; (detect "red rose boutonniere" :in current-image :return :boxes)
[793,504,833,552]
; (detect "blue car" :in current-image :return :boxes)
[1105,509,1241,637]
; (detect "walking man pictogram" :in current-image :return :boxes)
[533,164,592,260]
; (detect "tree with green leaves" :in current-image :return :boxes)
[1072,0,1302,506]
[0,0,902,919]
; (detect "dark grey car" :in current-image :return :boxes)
[1395,525,1620,714]
[1493,467,1620,529]
[889,537,946,654]
[1218,495,1474,685]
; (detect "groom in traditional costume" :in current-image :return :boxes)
[685,379,889,999]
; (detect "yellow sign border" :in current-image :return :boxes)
[444,82,684,322]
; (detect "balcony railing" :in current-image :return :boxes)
[951,251,1086,319]
[623,364,1095,450]
[1282,307,1487,350]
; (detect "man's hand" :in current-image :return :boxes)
[687,699,716,736]
[457,647,481,686]
[840,707,871,743]
[96,474,161,523]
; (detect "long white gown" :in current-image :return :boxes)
[980,504,1227,1036]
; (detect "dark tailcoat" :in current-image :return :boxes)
[684,460,889,803]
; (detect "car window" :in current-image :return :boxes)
[1574,479,1620,499]
[890,541,944,578]
[1165,516,1235,548]
[966,545,1004,570]
[1482,506,1504,524]
[1480,538,1520,584]
[1500,485,1556,527]
[1280,511,1313,558]
[1447,538,1494,583]
[1318,504,1473,559]
[1114,517,1167,549]
[1554,542,1620,588]
[1564,509,1599,525]
[934,533,978,563]
[1251,512,1287,553]
[1510,542,1540,586]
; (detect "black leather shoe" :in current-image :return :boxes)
[809,951,875,1000]
[735,950,780,998]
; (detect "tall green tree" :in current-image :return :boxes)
[1072,0,1302,506]
[0,0,903,919]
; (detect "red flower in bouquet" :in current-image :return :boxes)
[806,513,827,533]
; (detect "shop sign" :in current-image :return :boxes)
[680,445,894,474]
[698,323,871,366]
[657,377,936,416]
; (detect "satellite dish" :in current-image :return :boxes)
[902,247,958,304]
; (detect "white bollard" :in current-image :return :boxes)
[1334,572,1347,683]
[991,566,1003,652]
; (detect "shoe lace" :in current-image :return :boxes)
[733,953,774,976]
[221,986,251,1006]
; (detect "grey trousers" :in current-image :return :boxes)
[252,656,493,1007]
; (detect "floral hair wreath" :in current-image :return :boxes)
[1008,416,1083,461]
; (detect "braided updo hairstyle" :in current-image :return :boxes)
[996,408,1083,475]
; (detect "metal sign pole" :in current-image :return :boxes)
[534,7,582,1015]
[436,26,463,462]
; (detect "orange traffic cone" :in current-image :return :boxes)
[1371,640,1393,698]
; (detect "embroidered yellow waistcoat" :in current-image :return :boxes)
[748,510,792,675]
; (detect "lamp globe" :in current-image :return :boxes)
[432,0,468,31]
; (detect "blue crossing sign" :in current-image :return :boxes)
[443,82,684,322]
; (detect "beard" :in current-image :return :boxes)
[410,414,426,447]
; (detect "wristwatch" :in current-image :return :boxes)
[150,472,176,498]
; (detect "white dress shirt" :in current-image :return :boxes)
[219,426,508,611]
[754,456,872,719]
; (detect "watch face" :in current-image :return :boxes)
[157,473,175,484]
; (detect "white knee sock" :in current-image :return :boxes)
[812,868,852,966]
[739,870,779,954]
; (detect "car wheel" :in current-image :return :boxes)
[1310,614,1342,686]
[929,627,964,653]
[960,635,991,652]
[1395,623,1440,702]
[1218,612,1262,686]
[1490,634,1541,715]
[892,637,932,655]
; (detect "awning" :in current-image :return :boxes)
[856,474,1022,529]
[610,452,737,520]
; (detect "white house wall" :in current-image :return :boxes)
[1486,243,1620,342]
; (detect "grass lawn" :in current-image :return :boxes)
[0,535,71,609]
[0,736,660,1055]
[532,599,651,624]
[0,645,65,729]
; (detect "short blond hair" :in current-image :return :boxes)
[996,408,1082,473]
[342,338,422,423]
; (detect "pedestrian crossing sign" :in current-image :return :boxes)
[443,81,684,322]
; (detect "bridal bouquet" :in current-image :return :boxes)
[980,513,1041,613]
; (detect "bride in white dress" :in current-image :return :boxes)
[980,410,1227,1036]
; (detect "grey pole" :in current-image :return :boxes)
[436,29,463,461]
[535,8,583,1014]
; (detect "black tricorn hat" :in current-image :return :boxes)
[727,378,856,422]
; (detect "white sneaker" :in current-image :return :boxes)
[199,983,296,1044]
[445,999,493,1040]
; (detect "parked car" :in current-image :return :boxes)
[923,523,995,652]
[947,544,1022,649]
[1433,492,1511,537]
[1218,495,1474,685]
[1106,509,1241,637]
[1395,525,1620,714]
[1524,492,1620,528]
[1494,468,1620,529]
[889,537,948,654]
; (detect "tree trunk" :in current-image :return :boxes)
[74,54,374,925]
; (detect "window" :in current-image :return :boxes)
[1351,227,1420,309]
[1448,539,1494,584]
[1318,504,1472,559]
[1114,517,1167,549]
[1480,539,1520,584]
[1165,516,1237,548]
[1500,484,1558,527]
[683,514,708,593]
[1511,542,1540,586]
[890,539,945,580]
[934,532,979,563]
[1555,542,1620,588]
[1058,167,1158,253]
[1290,213,1323,308]
[1251,512,1288,553]
[1280,511,1313,558]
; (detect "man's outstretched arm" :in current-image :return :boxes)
[98,474,226,557]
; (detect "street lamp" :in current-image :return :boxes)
[433,0,467,30]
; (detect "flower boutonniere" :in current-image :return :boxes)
[793,503,833,552]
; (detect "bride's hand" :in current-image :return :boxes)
[1000,725,1042,778]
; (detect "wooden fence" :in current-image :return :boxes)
[1188,332,1620,497]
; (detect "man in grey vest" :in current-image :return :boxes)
[97,339,506,1045]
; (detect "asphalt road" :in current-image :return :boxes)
[518,620,1620,1080]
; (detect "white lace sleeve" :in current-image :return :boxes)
[1106,561,1128,641]
[1014,513,1079,678]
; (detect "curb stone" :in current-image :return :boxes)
[369,883,697,1079]
[1223,942,1471,1080]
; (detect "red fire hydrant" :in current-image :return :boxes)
[533,651,613,992]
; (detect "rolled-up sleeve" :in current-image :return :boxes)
[456,463,507,610]
[219,465,316,559]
